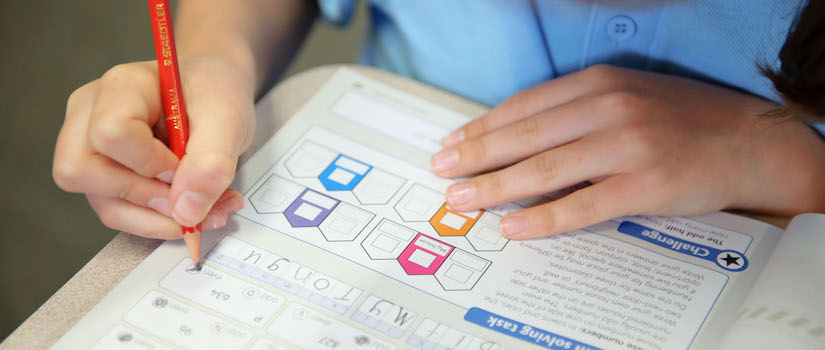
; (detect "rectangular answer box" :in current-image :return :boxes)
[449,250,488,271]
[300,191,338,209]
[328,168,356,185]
[372,234,400,253]
[379,221,416,240]
[334,156,370,174]
[408,249,436,268]
[477,226,503,245]
[260,188,288,207]
[329,217,357,233]
[294,203,322,221]
[440,212,468,230]
[444,264,472,283]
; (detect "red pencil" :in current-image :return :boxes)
[148,0,202,269]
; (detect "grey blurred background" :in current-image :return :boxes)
[0,1,365,341]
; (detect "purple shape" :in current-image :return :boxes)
[284,188,340,227]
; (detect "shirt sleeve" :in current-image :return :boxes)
[813,123,825,140]
[317,0,356,27]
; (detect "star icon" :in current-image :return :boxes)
[720,253,740,267]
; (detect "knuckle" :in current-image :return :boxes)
[66,83,93,110]
[619,126,658,158]
[462,138,489,164]
[100,63,154,89]
[467,117,492,138]
[535,207,557,233]
[100,64,132,84]
[482,172,506,197]
[576,192,600,220]
[117,180,136,201]
[600,90,646,113]
[95,207,120,231]
[88,120,127,151]
[194,152,237,187]
[516,117,542,146]
[52,159,83,192]
[532,153,560,182]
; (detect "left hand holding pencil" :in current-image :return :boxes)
[53,54,255,239]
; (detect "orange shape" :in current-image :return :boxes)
[429,203,483,236]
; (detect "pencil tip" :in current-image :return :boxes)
[195,262,203,271]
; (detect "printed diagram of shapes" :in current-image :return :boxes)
[284,141,338,178]
[352,168,406,205]
[319,154,406,205]
[465,211,510,251]
[395,184,444,222]
[249,175,305,214]
[398,233,454,275]
[362,219,418,260]
[319,154,372,191]
[318,202,374,241]
[284,188,339,227]
[430,203,483,236]
[434,249,491,291]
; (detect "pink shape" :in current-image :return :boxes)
[397,233,454,275]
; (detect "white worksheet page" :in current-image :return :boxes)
[53,68,783,350]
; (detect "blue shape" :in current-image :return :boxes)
[318,154,372,191]
[617,221,748,272]
[464,308,601,350]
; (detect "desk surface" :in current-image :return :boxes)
[0,65,790,350]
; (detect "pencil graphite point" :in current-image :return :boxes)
[195,262,203,271]
[182,229,202,269]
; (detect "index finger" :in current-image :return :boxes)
[442,65,630,147]
[87,62,179,179]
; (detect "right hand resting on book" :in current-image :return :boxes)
[52,55,255,239]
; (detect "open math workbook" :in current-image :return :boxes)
[53,68,825,350]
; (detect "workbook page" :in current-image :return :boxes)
[52,68,783,350]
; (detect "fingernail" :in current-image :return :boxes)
[500,216,528,237]
[202,213,226,231]
[173,191,210,225]
[224,195,244,212]
[442,129,465,147]
[431,149,459,173]
[447,182,476,206]
[147,197,172,217]
[156,170,175,184]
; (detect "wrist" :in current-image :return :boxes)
[178,33,258,94]
[732,116,825,215]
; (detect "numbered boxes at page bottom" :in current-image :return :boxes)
[124,290,252,349]
[159,259,285,327]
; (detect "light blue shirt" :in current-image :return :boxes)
[318,0,825,135]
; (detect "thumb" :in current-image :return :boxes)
[170,150,239,227]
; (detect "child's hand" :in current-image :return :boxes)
[53,55,255,239]
[432,65,825,239]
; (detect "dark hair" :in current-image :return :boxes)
[762,0,825,119]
